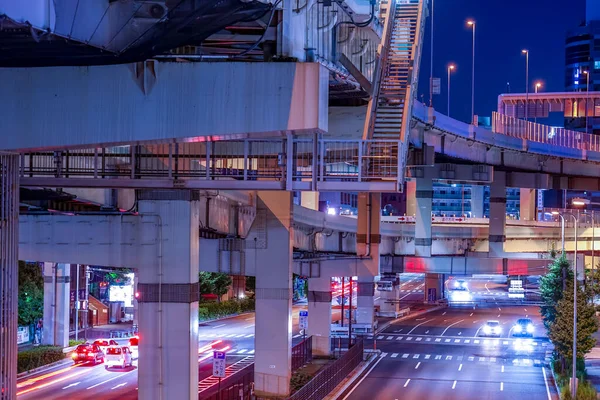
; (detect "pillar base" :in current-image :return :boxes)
[254,372,291,399]
[312,335,331,356]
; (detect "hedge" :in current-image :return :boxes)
[18,346,65,373]
[552,358,598,400]
[199,298,255,321]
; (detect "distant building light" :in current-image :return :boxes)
[327,207,337,216]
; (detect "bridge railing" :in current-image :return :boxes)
[19,138,404,190]
[492,112,600,152]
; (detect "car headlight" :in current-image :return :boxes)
[71,353,77,359]
[526,324,534,333]
[454,282,459,288]
[483,326,491,334]
[514,325,522,333]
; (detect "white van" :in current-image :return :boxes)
[104,346,133,369]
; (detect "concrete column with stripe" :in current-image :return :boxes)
[136,190,200,400]
[307,275,332,356]
[415,177,433,257]
[250,191,293,398]
[520,188,537,221]
[470,185,484,218]
[489,171,507,257]
[356,276,375,331]
[42,263,71,347]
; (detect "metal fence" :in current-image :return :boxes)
[291,336,313,372]
[492,112,600,152]
[287,339,364,400]
[200,364,254,400]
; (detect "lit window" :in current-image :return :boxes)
[595,61,600,70]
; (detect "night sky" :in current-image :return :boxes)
[418,0,586,124]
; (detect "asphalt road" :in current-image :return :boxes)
[345,305,558,400]
[16,304,337,399]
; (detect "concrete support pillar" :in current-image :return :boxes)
[470,185,484,218]
[356,193,381,275]
[355,276,375,331]
[252,191,293,398]
[520,188,537,221]
[42,263,70,347]
[489,172,507,257]
[300,191,320,211]
[0,154,18,398]
[424,273,444,303]
[307,275,332,356]
[136,190,200,400]
[406,180,417,216]
[133,274,139,329]
[415,177,433,257]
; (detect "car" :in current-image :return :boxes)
[512,318,535,337]
[71,344,104,365]
[128,336,139,359]
[104,346,133,369]
[93,339,119,354]
[453,279,468,291]
[481,320,502,337]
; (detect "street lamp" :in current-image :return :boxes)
[447,64,456,117]
[467,20,476,124]
[552,210,579,397]
[522,49,529,121]
[583,70,590,135]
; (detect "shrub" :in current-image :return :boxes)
[290,371,312,392]
[18,346,65,373]
[198,299,255,321]
[69,339,85,347]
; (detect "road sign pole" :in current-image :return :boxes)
[218,377,221,400]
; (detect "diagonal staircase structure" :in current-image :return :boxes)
[362,0,427,190]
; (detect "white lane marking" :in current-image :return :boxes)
[112,383,127,390]
[441,319,465,336]
[500,382,504,391]
[446,356,453,360]
[415,362,421,369]
[386,336,394,340]
[293,334,302,339]
[249,350,255,354]
[435,338,441,342]
[458,332,462,336]
[87,370,136,390]
[406,337,413,341]
[381,353,388,357]
[235,334,246,338]
[226,334,237,338]
[237,349,248,354]
[407,318,436,335]
[464,340,470,344]
[474,340,480,344]
[425,355,431,359]
[244,334,254,338]
[442,312,447,316]
[377,336,384,340]
[213,324,226,329]
[458,364,463,371]
[404,379,411,388]
[244,325,254,329]
[396,337,403,341]
[502,365,505,373]
[341,356,384,400]
[542,367,552,400]
[402,354,409,358]
[524,308,528,312]
[413,354,420,359]
[470,313,473,317]
[62,382,80,390]
[452,380,457,390]
[498,307,501,311]
[435,355,442,360]
[391,353,398,358]
[425,338,431,342]
[425,330,430,334]
[445,339,451,343]
[416,337,422,342]
[454,339,460,343]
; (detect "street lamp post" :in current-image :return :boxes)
[447,64,455,116]
[467,20,476,124]
[552,210,579,397]
[534,82,542,123]
[522,49,529,121]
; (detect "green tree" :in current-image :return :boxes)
[540,254,573,331]
[549,277,598,369]
[18,261,44,326]
[198,272,232,303]
[245,276,256,297]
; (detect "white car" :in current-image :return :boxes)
[128,336,139,359]
[481,320,502,337]
[104,346,133,369]
[93,339,119,354]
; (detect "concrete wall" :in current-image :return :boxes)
[0,62,328,150]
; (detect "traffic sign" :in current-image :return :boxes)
[299,310,308,330]
[212,351,226,378]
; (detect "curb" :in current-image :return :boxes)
[323,352,380,400]
[549,363,561,399]
[376,305,446,334]
[17,358,71,380]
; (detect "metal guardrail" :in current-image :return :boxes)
[200,363,254,400]
[19,139,404,190]
[287,339,364,400]
[492,112,600,152]
[291,336,313,372]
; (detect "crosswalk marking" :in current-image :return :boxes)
[377,336,384,340]
[416,337,422,341]
[474,340,480,344]
[435,338,441,342]
[468,356,475,361]
[425,355,431,359]
[406,337,413,341]
[402,354,409,358]
[391,353,398,358]
[244,334,254,338]
[237,349,248,354]
[464,340,470,344]
[445,339,451,343]
[479,357,486,362]
[425,338,431,342]
[248,350,255,354]
[381,353,388,357]
[503,341,509,345]
[396,337,403,341]
[386,336,394,340]
[446,355,453,360]
[435,355,442,360]
[490,357,496,362]
[413,354,420,359]
[454,339,460,343]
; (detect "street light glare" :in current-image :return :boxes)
[521,49,528,54]
[551,211,560,215]
[467,20,475,26]
[536,82,542,88]
[449,65,455,70]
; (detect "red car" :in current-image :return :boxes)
[71,344,105,365]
